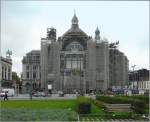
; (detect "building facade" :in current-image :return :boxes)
[129,69,149,92]
[22,50,41,93]
[0,56,12,88]
[109,48,129,89]
[40,14,129,93]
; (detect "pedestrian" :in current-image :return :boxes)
[4,91,8,101]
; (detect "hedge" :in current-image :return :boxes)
[88,98,106,109]
[96,95,146,114]
[76,96,91,114]
[116,95,149,104]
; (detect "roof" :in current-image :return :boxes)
[62,14,88,39]
[1,56,12,65]
[62,26,88,38]
[26,50,40,55]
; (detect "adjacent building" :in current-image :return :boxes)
[22,50,41,93]
[0,56,12,88]
[129,69,149,92]
[109,48,129,89]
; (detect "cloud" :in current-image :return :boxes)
[12,56,22,76]
[1,1,149,75]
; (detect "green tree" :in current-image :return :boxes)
[12,72,22,92]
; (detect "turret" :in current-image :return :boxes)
[95,27,100,42]
[71,11,79,28]
[47,27,56,41]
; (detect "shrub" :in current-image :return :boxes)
[88,98,106,109]
[132,99,146,114]
[131,95,149,104]
[96,95,125,104]
[115,95,149,104]
[107,112,132,119]
[96,95,146,114]
[76,96,91,114]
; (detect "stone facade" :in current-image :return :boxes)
[109,49,129,88]
[0,56,12,88]
[40,14,128,93]
[22,14,129,93]
[22,50,41,93]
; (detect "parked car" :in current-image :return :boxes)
[0,91,5,97]
[58,91,64,97]
[33,92,46,97]
[2,89,15,97]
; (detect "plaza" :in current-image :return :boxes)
[0,94,149,121]
[0,1,149,122]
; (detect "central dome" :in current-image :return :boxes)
[62,13,88,38]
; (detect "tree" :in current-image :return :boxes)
[12,72,22,92]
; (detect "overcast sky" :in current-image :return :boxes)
[1,1,149,76]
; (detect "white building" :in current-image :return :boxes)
[129,69,149,93]
[138,80,150,92]
[0,56,12,88]
[22,50,41,93]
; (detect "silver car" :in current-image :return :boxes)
[33,92,46,97]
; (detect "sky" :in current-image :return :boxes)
[1,1,149,76]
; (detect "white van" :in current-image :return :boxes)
[2,89,15,97]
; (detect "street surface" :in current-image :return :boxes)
[0,94,96,100]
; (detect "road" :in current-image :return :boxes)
[0,94,96,100]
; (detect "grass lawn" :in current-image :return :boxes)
[1,99,104,114]
[1,108,77,121]
[90,103,106,115]
[1,99,76,109]
[2,96,147,121]
[1,100,78,121]
[0,99,105,121]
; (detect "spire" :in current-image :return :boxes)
[95,26,100,41]
[95,26,100,34]
[72,11,78,25]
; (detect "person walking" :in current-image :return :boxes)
[4,91,8,101]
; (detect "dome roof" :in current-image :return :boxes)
[62,26,88,37]
[62,13,88,38]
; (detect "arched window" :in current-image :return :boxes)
[66,55,83,70]
[66,42,83,51]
